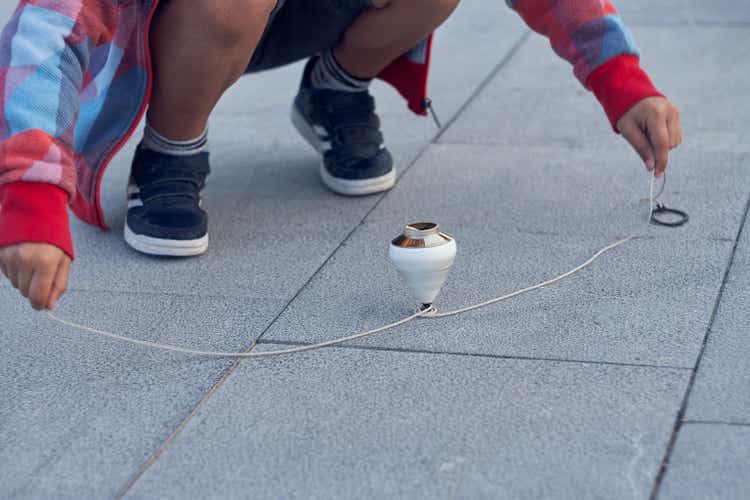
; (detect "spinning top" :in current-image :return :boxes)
[389,222,457,308]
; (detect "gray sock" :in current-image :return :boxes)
[310,49,371,92]
[141,121,208,156]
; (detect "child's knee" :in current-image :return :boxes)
[193,0,277,48]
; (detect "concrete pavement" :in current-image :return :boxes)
[1,1,749,498]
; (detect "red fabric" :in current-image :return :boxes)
[511,0,619,81]
[377,35,434,116]
[0,182,74,259]
[0,129,77,199]
[587,55,665,132]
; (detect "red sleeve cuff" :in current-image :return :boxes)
[0,182,74,260]
[587,55,665,133]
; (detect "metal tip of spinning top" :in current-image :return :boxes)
[389,222,457,306]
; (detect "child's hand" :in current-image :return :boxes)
[616,97,682,177]
[0,243,71,310]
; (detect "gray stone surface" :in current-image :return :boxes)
[0,2,10,24]
[0,286,284,499]
[728,215,750,286]
[659,423,750,500]
[259,142,735,366]
[371,145,750,242]
[440,27,750,155]
[0,1,543,498]
[74,143,386,299]
[2,0,749,497]
[617,0,750,25]
[77,141,749,298]
[686,225,750,423]
[260,217,730,367]
[126,347,689,500]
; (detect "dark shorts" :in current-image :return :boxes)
[246,0,376,73]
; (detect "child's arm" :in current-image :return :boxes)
[506,0,681,175]
[0,1,105,309]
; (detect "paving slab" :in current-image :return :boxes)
[415,1,527,128]
[1,0,747,497]
[260,216,730,367]
[258,142,737,367]
[685,286,750,423]
[0,3,541,497]
[0,2,10,24]
[125,347,689,500]
[72,142,387,299]
[617,0,750,25]
[0,286,284,499]
[369,144,750,242]
[658,423,750,500]
[440,26,750,155]
[685,223,750,423]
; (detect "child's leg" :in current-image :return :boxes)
[334,0,460,79]
[125,0,278,257]
[291,0,459,196]
[147,0,278,140]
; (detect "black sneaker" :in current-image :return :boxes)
[124,147,210,256]
[291,57,396,196]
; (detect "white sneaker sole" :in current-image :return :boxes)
[124,223,208,257]
[291,103,396,196]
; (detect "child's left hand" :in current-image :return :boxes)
[616,97,682,178]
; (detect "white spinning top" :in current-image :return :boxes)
[389,222,457,307]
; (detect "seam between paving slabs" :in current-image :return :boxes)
[649,192,750,500]
[683,420,750,428]
[115,30,533,499]
[258,339,693,371]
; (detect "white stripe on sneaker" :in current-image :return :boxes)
[124,223,208,257]
[313,125,328,138]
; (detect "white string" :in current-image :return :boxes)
[47,308,431,358]
[421,236,633,318]
[46,173,660,359]
[648,172,656,222]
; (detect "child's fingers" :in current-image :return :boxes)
[7,264,19,289]
[620,121,655,171]
[47,258,71,310]
[28,265,57,311]
[667,107,682,149]
[18,266,33,298]
[646,114,670,177]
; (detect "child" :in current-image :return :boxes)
[0,0,681,310]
